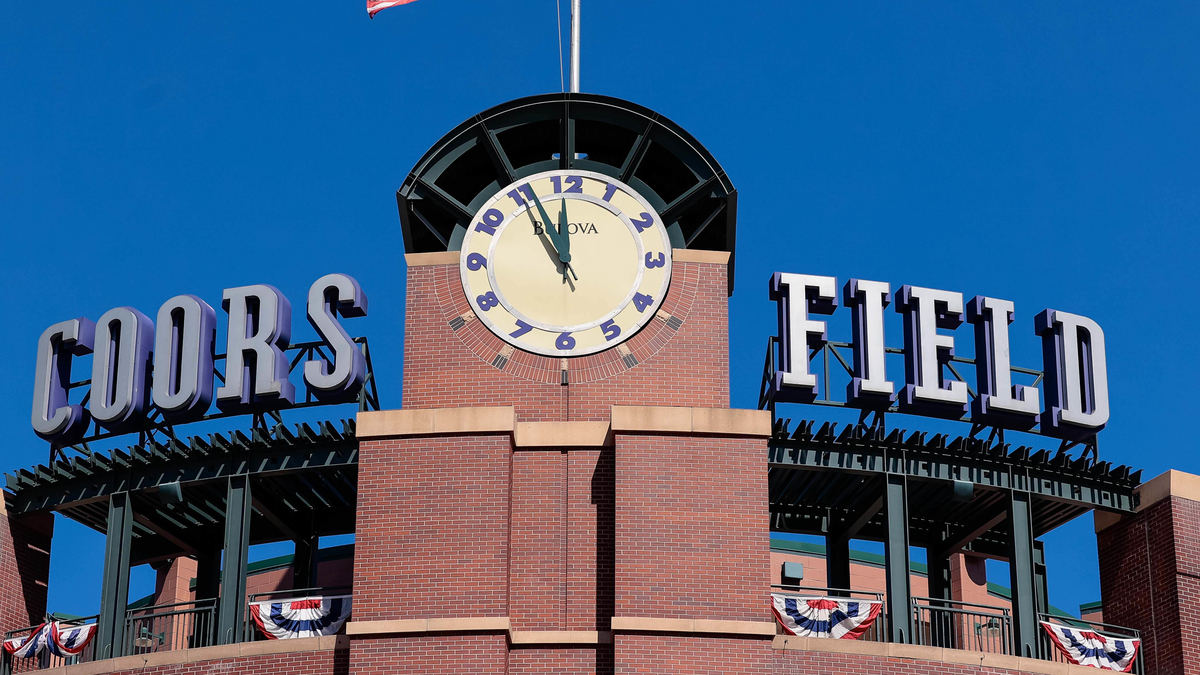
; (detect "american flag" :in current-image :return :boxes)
[367,0,419,18]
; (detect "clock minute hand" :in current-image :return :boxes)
[558,198,578,281]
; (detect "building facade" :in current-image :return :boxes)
[0,93,1186,675]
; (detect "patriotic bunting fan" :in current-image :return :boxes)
[249,595,352,640]
[771,594,882,640]
[3,621,96,659]
[1041,621,1139,672]
[50,622,98,657]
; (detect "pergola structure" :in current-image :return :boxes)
[4,419,360,659]
[760,337,1141,657]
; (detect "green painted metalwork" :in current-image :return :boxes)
[96,492,133,660]
[396,93,739,293]
[217,476,251,645]
[1007,490,1038,658]
[883,474,913,643]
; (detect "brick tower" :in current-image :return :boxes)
[346,93,773,675]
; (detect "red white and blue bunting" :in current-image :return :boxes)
[249,595,352,640]
[771,594,883,640]
[2,622,96,659]
[1041,621,1140,672]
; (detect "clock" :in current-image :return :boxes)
[459,169,672,357]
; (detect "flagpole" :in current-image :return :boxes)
[569,0,580,92]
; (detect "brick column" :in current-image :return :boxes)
[1096,470,1200,675]
[348,407,514,675]
[610,406,775,674]
[0,501,52,632]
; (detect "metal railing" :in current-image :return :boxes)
[243,586,352,643]
[123,598,217,657]
[1038,613,1144,674]
[1,615,97,675]
[911,597,1013,654]
[771,585,888,642]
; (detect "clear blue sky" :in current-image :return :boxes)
[3,1,1197,619]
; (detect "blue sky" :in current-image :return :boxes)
[2,1,1198,619]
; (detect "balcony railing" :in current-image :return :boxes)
[911,597,1013,655]
[771,584,888,643]
[123,598,218,656]
[1,615,97,675]
[1038,613,1145,675]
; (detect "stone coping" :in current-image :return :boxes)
[509,630,612,645]
[404,251,460,266]
[514,421,611,448]
[357,407,515,439]
[404,249,728,267]
[672,249,731,264]
[611,617,775,637]
[773,635,1100,675]
[358,407,770,441]
[347,619,611,645]
[1095,468,1200,532]
[610,406,772,438]
[49,635,346,675]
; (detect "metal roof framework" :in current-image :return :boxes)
[4,420,359,567]
[768,418,1140,557]
[396,92,740,294]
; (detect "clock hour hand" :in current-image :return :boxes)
[528,190,570,265]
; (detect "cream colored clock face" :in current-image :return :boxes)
[459,170,672,357]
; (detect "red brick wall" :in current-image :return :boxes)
[613,434,770,622]
[508,646,613,675]
[353,434,511,620]
[102,648,348,675]
[0,511,52,631]
[614,635,771,674]
[1098,495,1200,675]
[400,259,730,420]
[349,635,507,675]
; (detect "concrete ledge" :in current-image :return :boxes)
[404,251,460,266]
[610,406,771,438]
[771,635,1095,675]
[672,249,731,265]
[58,635,345,675]
[1136,469,1200,509]
[611,617,775,637]
[346,617,511,635]
[357,407,515,439]
[514,421,612,448]
[509,630,613,645]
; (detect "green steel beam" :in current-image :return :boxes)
[883,474,912,644]
[1008,490,1038,658]
[95,492,133,660]
[768,443,1135,513]
[825,534,851,596]
[217,476,252,645]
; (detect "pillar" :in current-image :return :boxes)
[825,534,851,595]
[95,492,133,660]
[1007,490,1038,658]
[217,475,251,645]
[883,473,912,643]
[1097,469,1200,675]
[293,536,318,590]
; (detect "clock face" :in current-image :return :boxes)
[460,169,673,357]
